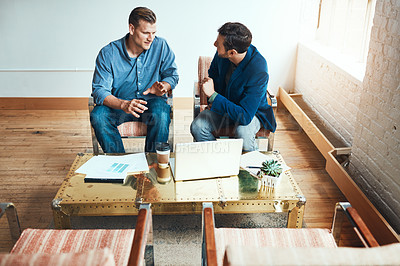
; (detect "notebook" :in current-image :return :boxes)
[76,153,149,183]
[171,139,243,181]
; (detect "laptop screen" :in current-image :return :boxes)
[172,139,243,181]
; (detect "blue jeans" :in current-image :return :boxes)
[190,109,261,152]
[90,97,171,153]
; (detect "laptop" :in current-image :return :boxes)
[171,139,243,181]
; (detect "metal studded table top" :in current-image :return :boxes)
[53,152,304,215]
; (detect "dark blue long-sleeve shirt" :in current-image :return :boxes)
[209,44,276,132]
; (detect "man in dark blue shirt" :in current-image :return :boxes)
[191,22,276,151]
[91,7,178,152]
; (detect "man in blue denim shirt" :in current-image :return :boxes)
[91,7,179,152]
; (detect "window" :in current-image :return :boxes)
[316,0,376,63]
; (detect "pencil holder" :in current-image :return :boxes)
[259,174,282,188]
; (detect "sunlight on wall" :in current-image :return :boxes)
[0,0,307,97]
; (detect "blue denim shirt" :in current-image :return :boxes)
[92,34,179,105]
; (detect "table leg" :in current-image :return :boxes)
[51,198,71,229]
[287,195,306,228]
[52,209,71,229]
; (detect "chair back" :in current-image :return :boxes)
[198,56,213,111]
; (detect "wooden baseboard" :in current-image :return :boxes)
[0,97,89,110]
[278,86,400,245]
[278,87,334,160]
[326,150,400,245]
[0,97,194,110]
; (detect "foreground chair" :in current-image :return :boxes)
[0,203,21,244]
[89,94,174,154]
[0,203,153,266]
[194,56,277,151]
[202,202,400,266]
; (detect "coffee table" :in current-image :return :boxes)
[52,151,305,229]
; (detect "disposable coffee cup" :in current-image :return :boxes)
[157,164,171,183]
[155,142,170,164]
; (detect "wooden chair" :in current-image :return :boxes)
[202,202,400,266]
[0,203,21,244]
[0,203,153,266]
[194,56,277,151]
[89,94,174,154]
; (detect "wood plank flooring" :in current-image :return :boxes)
[0,102,360,252]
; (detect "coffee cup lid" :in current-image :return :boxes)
[155,142,170,151]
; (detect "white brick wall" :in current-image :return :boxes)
[295,43,362,146]
[350,0,400,233]
[295,0,400,233]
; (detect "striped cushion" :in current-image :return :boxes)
[118,122,147,137]
[0,248,115,266]
[223,243,400,266]
[11,229,135,266]
[215,228,337,266]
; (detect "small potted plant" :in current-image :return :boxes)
[257,159,283,188]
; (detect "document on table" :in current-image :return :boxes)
[240,151,291,177]
[75,153,149,183]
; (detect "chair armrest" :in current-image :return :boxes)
[199,86,208,106]
[267,90,277,108]
[194,82,200,97]
[88,97,100,154]
[346,207,379,247]
[166,89,173,113]
[0,202,21,243]
[202,202,218,266]
[332,202,379,247]
[88,96,95,111]
[128,203,152,266]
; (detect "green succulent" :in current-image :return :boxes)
[259,159,282,178]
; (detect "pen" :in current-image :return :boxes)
[246,166,261,169]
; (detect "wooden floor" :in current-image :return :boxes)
[0,101,359,252]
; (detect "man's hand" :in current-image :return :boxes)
[201,77,215,97]
[121,99,148,118]
[143,81,170,96]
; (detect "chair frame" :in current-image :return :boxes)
[89,94,174,154]
[129,203,154,266]
[201,201,379,266]
[194,56,277,151]
[0,202,21,244]
[1,202,153,266]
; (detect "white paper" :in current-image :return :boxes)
[240,151,291,177]
[76,153,149,181]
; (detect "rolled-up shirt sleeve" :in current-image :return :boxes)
[160,42,179,90]
[92,48,113,105]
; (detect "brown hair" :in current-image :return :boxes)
[128,7,156,27]
[218,22,252,53]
